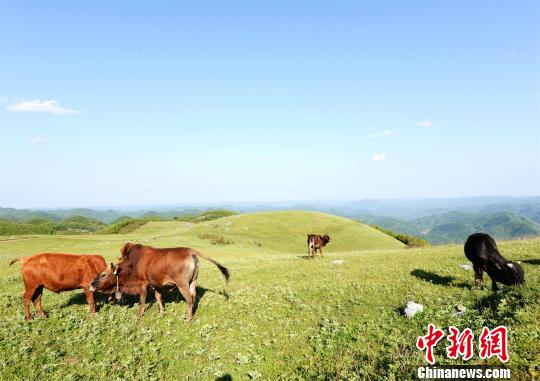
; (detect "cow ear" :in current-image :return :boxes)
[507,263,514,269]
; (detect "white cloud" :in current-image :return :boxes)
[416,120,433,128]
[372,153,386,161]
[368,130,395,139]
[6,99,81,115]
[28,136,48,144]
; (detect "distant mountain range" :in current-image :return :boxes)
[1,196,539,244]
[0,207,208,224]
[358,211,540,245]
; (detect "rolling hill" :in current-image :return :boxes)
[133,211,406,253]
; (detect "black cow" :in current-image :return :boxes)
[464,233,524,291]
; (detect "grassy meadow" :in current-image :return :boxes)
[0,211,539,380]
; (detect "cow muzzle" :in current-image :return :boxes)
[88,284,96,292]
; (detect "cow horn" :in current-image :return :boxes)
[507,263,514,269]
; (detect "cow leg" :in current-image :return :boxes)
[23,285,39,321]
[472,265,483,289]
[138,286,148,317]
[319,247,323,258]
[84,290,96,316]
[32,286,47,318]
[489,276,499,292]
[177,284,194,322]
[154,288,165,313]
[189,265,199,306]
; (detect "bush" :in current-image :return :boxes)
[370,224,430,248]
[198,232,234,245]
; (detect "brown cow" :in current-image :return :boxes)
[89,243,230,322]
[307,234,331,258]
[10,253,107,321]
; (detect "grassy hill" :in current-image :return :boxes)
[141,211,406,253]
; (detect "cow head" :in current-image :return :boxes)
[503,261,525,285]
[322,235,331,245]
[88,263,120,293]
[491,261,525,286]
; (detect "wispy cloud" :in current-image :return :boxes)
[6,99,81,115]
[0,96,8,104]
[28,136,48,144]
[372,153,386,161]
[368,130,395,139]
[415,120,433,128]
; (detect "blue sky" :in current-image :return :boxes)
[0,1,539,208]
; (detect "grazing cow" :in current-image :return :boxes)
[464,233,525,291]
[89,243,230,321]
[10,253,107,321]
[307,234,331,258]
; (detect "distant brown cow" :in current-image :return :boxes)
[89,243,230,322]
[10,253,107,321]
[307,234,331,258]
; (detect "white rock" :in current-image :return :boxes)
[404,301,424,318]
[459,264,471,271]
[330,259,344,265]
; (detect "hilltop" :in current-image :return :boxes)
[128,211,406,253]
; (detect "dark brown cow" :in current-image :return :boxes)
[10,253,107,321]
[89,243,230,321]
[307,234,331,258]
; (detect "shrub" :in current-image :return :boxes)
[198,232,234,245]
[369,224,430,248]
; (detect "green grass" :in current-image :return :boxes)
[0,211,538,380]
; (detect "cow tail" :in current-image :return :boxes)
[9,258,20,266]
[194,252,230,283]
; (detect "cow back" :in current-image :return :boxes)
[21,253,106,292]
